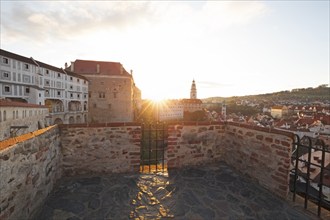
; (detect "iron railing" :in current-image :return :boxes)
[140,122,167,173]
[291,134,330,216]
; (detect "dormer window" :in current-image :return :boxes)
[2,57,9,64]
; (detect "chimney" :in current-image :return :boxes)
[96,64,100,73]
[70,61,75,72]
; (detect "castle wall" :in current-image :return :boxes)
[166,122,226,168]
[166,122,293,199]
[0,126,61,220]
[59,123,141,176]
[0,121,294,220]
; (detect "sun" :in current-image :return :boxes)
[151,96,165,103]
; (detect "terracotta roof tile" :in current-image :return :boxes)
[72,60,131,76]
[0,99,47,108]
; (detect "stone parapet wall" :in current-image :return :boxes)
[223,122,293,198]
[165,122,293,199]
[166,122,226,168]
[60,123,141,176]
[0,125,61,220]
[0,121,295,220]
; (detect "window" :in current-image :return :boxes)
[3,72,9,78]
[39,93,41,97]
[70,93,73,98]
[70,76,73,81]
[57,73,61,77]
[84,94,87,98]
[57,91,61,96]
[99,92,105,98]
[77,79,80,82]
[4,86,10,93]
[2,57,9,64]
[88,92,91,98]
[45,80,50,85]
[70,85,73,90]
[46,90,49,95]
[24,63,29,70]
[13,111,15,119]
[77,94,80,98]
[3,111,6,121]
[25,87,30,93]
[46,70,49,74]
[84,80,86,84]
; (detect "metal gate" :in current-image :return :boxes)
[291,134,330,217]
[140,123,167,173]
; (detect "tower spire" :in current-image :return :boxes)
[190,79,197,99]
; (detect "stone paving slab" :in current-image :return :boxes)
[35,162,317,220]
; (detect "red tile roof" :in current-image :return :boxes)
[71,60,131,76]
[0,99,47,108]
[181,99,203,104]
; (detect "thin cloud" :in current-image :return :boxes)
[198,81,233,89]
[1,1,154,42]
[1,1,267,44]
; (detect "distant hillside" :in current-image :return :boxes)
[203,85,330,104]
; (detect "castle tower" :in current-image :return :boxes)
[190,79,197,99]
[222,100,227,121]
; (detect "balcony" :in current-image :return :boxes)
[35,162,316,220]
[1,122,328,220]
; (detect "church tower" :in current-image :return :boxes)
[190,79,197,99]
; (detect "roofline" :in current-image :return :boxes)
[0,49,88,81]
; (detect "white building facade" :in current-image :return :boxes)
[0,99,49,140]
[0,49,89,125]
[158,100,184,121]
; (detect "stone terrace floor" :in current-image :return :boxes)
[35,162,318,220]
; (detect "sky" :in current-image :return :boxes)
[1,1,329,100]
